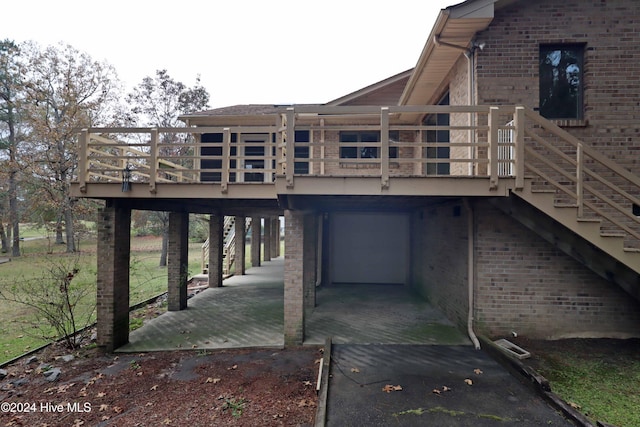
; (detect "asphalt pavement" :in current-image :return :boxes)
[325,344,576,426]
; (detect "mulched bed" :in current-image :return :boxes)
[0,343,321,426]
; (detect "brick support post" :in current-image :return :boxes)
[251,216,261,268]
[168,212,189,311]
[272,217,280,257]
[96,202,131,352]
[284,210,305,345]
[263,217,272,262]
[303,214,318,310]
[208,214,223,288]
[234,215,246,275]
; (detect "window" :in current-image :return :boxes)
[539,44,584,120]
[339,131,398,159]
[423,91,450,175]
[294,130,310,174]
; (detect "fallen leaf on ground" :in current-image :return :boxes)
[351,367,360,373]
[464,379,473,386]
[99,404,109,412]
[96,392,106,398]
[442,386,452,392]
[382,384,403,393]
[303,380,313,386]
[228,364,238,370]
[568,401,581,409]
[206,377,221,384]
[432,389,441,395]
[474,368,483,375]
[150,385,158,391]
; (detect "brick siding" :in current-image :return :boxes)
[474,201,640,339]
[475,0,640,174]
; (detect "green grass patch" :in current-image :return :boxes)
[0,235,203,364]
[534,347,640,427]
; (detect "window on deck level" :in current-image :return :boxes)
[539,44,584,120]
[339,131,398,159]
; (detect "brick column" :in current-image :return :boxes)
[263,217,272,262]
[250,216,261,268]
[234,215,246,275]
[208,214,223,288]
[272,217,280,258]
[96,202,131,352]
[168,212,189,311]
[304,214,318,310]
[284,210,304,345]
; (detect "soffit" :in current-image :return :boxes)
[399,0,497,107]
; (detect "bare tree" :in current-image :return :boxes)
[127,70,209,265]
[20,42,120,252]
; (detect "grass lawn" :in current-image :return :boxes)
[0,235,204,365]
[520,338,640,427]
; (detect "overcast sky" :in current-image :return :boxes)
[4,0,454,108]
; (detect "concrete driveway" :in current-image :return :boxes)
[325,344,575,426]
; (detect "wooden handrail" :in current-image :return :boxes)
[522,108,639,246]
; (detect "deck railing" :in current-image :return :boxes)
[76,106,525,193]
[75,106,639,247]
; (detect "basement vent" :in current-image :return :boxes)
[634,203,640,216]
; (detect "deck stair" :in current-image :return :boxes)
[514,180,639,273]
[201,216,252,275]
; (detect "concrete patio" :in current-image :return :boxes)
[118,257,469,353]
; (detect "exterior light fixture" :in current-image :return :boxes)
[122,164,132,192]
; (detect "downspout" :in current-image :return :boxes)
[464,198,481,350]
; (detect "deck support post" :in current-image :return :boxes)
[235,215,246,275]
[304,214,318,310]
[264,217,272,262]
[96,201,131,352]
[168,211,189,311]
[251,216,261,267]
[284,210,306,345]
[208,213,224,288]
[271,217,280,258]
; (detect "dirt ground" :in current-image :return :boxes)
[0,343,321,427]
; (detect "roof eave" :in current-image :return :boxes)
[399,0,497,106]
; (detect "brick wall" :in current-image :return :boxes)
[474,201,640,339]
[475,0,640,174]
[411,200,470,328]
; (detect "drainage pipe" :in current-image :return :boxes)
[464,198,481,350]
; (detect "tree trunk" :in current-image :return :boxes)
[159,225,168,267]
[9,171,20,257]
[0,222,7,253]
[55,220,64,245]
[64,204,75,253]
